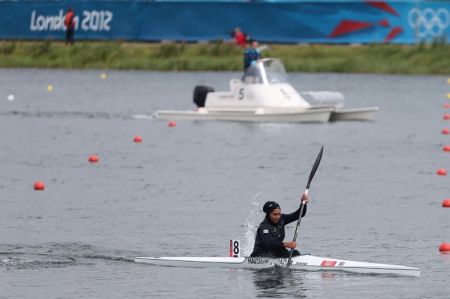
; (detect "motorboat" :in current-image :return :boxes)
[154,58,378,123]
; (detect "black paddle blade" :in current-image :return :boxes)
[306,146,323,190]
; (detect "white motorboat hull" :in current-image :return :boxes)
[330,107,379,122]
[134,255,420,277]
[153,59,379,123]
[154,107,333,123]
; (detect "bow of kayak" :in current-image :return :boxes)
[278,255,420,277]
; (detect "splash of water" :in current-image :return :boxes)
[241,191,265,256]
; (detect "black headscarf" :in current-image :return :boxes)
[263,201,280,215]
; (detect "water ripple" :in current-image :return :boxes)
[0,110,132,120]
[0,242,137,270]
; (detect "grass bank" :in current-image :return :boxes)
[0,40,449,74]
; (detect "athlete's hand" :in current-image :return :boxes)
[301,193,309,204]
[283,241,297,249]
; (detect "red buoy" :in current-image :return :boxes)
[442,199,450,208]
[439,243,450,252]
[88,155,99,163]
[444,114,450,120]
[168,121,176,128]
[444,104,450,109]
[443,146,450,152]
[134,135,142,143]
[34,181,45,191]
[443,128,450,135]
[437,168,447,176]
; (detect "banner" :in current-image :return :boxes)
[0,1,449,44]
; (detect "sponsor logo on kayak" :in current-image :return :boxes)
[277,259,307,266]
[247,257,307,266]
[320,260,337,267]
[247,257,272,265]
[275,258,288,266]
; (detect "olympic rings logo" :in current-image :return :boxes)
[408,8,449,38]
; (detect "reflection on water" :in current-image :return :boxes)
[320,272,337,280]
[251,268,307,298]
[439,252,450,264]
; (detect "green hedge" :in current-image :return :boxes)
[0,41,449,74]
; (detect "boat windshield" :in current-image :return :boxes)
[242,59,288,84]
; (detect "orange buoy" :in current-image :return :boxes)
[443,128,450,135]
[442,199,450,208]
[439,243,450,252]
[437,168,447,176]
[134,135,142,143]
[444,114,450,120]
[443,146,450,152]
[34,181,45,191]
[88,155,99,163]
[168,121,176,128]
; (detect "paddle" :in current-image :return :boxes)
[287,145,324,267]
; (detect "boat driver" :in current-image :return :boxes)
[250,194,309,258]
[243,39,261,70]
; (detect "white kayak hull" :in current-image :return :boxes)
[135,256,273,269]
[134,255,420,277]
[154,107,333,123]
[330,107,379,122]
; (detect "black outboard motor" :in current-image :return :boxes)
[193,85,215,108]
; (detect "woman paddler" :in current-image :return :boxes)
[250,194,309,258]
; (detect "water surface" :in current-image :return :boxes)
[0,69,449,298]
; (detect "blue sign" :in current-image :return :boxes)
[0,1,449,44]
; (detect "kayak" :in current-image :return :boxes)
[134,254,420,277]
